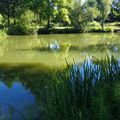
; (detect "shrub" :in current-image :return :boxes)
[105,27,113,32]
[89,27,113,33]
[7,24,28,35]
[0,14,4,29]
[0,30,6,36]
[37,28,81,34]
[88,21,101,27]
[0,24,4,29]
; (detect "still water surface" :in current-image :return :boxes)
[0,33,120,66]
[0,33,120,119]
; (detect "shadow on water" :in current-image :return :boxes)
[0,56,120,120]
[0,33,120,119]
[42,56,120,120]
[0,63,54,120]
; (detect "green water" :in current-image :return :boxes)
[0,33,120,67]
[0,33,120,119]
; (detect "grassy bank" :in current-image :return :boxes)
[42,56,120,120]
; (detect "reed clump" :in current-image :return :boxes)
[43,56,120,120]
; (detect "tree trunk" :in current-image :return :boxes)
[101,20,104,30]
[47,18,50,28]
[14,16,16,25]
[7,15,10,27]
[13,4,16,25]
[47,0,51,29]
[39,14,42,24]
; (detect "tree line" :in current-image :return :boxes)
[0,0,120,30]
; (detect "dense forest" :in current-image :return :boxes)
[0,0,120,34]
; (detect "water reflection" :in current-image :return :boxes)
[0,33,120,67]
[0,64,51,119]
[0,33,120,119]
[0,56,120,119]
[0,82,36,120]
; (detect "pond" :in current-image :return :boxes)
[0,33,120,119]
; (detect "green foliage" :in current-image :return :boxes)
[19,10,34,27]
[56,8,71,26]
[7,24,28,35]
[87,7,100,21]
[0,0,119,34]
[42,56,120,120]
[18,10,36,34]
[86,0,100,21]
[0,30,6,37]
[88,21,101,27]
[96,0,113,29]
[88,21,115,32]
[70,0,88,31]
[0,14,3,24]
[0,0,28,26]
[0,14,4,29]
[89,27,113,33]
[70,0,100,31]
[109,0,120,22]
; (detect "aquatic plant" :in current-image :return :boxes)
[42,56,120,120]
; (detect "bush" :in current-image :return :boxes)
[89,27,113,33]
[88,21,101,27]
[105,27,114,32]
[7,25,29,35]
[0,30,6,37]
[0,24,4,29]
[0,14,4,29]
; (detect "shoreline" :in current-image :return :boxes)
[0,28,120,36]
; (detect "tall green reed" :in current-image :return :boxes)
[42,56,120,120]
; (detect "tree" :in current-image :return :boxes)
[0,0,11,26]
[86,0,100,22]
[0,0,27,26]
[70,0,83,29]
[36,0,72,28]
[55,0,72,26]
[71,0,98,31]
[109,0,120,21]
[96,0,113,29]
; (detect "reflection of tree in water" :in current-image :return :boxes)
[0,64,52,97]
[0,64,53,119]
[79,43,120,53]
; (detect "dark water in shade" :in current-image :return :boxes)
[0,81,36,120]
[0,33,120,119]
